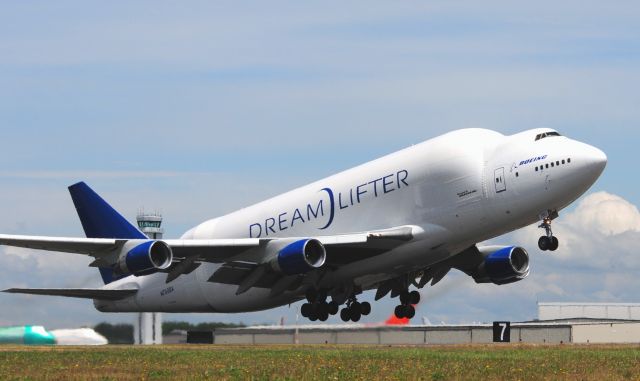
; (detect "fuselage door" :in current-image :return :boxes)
[494,167,506,193]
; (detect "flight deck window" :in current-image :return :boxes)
[535,131,562,141]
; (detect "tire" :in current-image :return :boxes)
[409,290,420,305]
[340,308,350,322]
[328,301,339,315]
[538,236,550,251]
[360,302,371,316]
[550,236,559,251]
[394,304,405,319]
[309,314,318,322]
[351,301,361,314]
[301,303,311,318]
[319,309,329,322]
[318,302,329,315]
[350,309,361,322]
[405,305,415,319]
[399,292,409,305]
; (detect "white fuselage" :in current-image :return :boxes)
[97,128,607,313]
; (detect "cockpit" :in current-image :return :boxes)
[535,131,562,141]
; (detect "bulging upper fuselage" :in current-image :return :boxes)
[97,128,606,313]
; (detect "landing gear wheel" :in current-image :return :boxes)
[538,236,550,251]
[405,305,415,319]
[409,291,420,305]
[340,308,350,322]
[550,236,559,251]
[318,309,329,322]
[360,302,371,316]
[301,303,312,318]
[394,305,405,319]
[350,309,361,322]
[328,301,339,315]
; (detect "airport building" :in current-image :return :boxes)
[165,302,640,345]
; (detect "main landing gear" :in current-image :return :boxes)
[300,289,339,322]
[340,296,371,322]
[394,290,419,319]
[538,216,559,251]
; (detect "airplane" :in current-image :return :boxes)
[0,326,107,345]
[0,128,607,323]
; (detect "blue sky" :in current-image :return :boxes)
[0,1,638,328]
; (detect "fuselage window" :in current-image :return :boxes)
[516,172,519,177]
[556,161,560,166]
[551,162,554,167]
[567,158,571,163]
[546,164,549,169]
[535,167,539,172]
[562,159,565,164]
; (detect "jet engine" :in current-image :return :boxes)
[116,240,173,276]
[472,246,530,285]
[270,239,326,275]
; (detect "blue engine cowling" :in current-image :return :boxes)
[274,239,326,275]
[483,246,530,285]
[117,240,173,276]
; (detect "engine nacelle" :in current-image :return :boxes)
[476,246,530,285]
[116,240,173,276]
[271,239,326,275]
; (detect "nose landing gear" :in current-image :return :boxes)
[538,216,559,251]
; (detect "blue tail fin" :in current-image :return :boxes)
[68,182,147,284]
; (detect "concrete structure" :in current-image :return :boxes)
[538,302,640,321]
[133,212,164,345]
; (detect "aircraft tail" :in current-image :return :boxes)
[68,182,147,284]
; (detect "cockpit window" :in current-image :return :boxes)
[535,131,562,141]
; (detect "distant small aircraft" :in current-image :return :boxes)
[0,326,107,345]
[0,129,606,322]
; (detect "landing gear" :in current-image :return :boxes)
[538,216,559,251]
[300,289,340,322]
[394,290,419,319]
[339,297,371,322]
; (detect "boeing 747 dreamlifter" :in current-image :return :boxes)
[0,128,606,322]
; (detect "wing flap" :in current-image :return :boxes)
[3,288,137,300]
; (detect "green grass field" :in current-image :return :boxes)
[0,344,638,380]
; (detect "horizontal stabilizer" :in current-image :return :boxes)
[3,288,137,300]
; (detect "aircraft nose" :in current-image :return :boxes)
[585,145,607,175]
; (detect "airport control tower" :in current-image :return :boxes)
[134,211,164,345]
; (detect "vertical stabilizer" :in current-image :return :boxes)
[68,182,147,284]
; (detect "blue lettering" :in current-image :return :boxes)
[382,174,395,193]
[356,184,367,203]
[368,178,383,197]
[249,223,262,238]
[397,170,409,188]
[307,200,324,220]
[265,218,276,235]
[338,191,349,209]
[278,212,288,231]
[291,208,305,227]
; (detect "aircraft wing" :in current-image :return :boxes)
[0,226,415,287]
[3,288,137,300]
